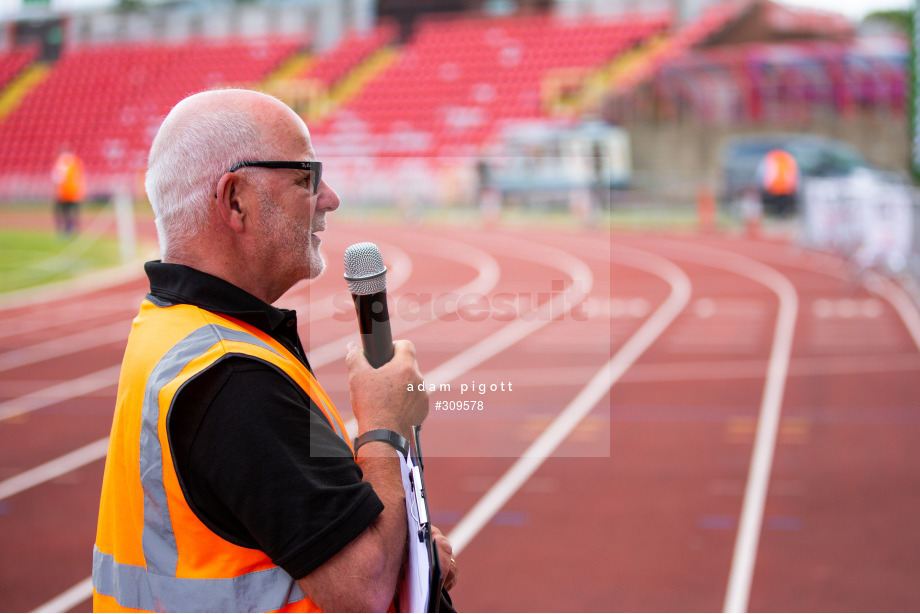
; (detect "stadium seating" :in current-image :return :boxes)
[311,13,669,157]
[0,47,37,90]
[611,1,750,92]
[297,22,396,89]
[0,37,301,187]
[3,2,871,196]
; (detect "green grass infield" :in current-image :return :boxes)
[0,227,122,294]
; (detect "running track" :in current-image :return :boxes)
[1,219,919,612]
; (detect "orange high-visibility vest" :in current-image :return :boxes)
[761,149,798,196]
[93,297,352,612]
[52,152,86,202]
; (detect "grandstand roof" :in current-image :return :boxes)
[702,0,854,46]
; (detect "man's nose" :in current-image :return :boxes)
[318,181,340,212]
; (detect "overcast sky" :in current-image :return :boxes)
[782,0,911,21]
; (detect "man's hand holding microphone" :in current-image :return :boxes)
[346,338,428,444]
[343,242,458,607]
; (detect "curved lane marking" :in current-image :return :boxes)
[31,576,94,613]
[0,438,110,502]
[740,243,920,356]
[639,237,798,614]
[16,230,566,612]
[289,239,414,324]
[448,240,692,555]
[0,365,122,423]
[342,232,594,438]
[307,233,502,374]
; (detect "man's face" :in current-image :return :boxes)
[256,180,324,281]
[252,118,338,286]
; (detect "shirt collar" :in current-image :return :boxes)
[144,261,298,337]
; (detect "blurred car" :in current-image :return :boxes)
[719,133,872,212]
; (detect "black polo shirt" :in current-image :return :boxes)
[145,261,383,580]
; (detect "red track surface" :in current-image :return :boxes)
[1,218,919,612]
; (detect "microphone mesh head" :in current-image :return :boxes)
[344,242,387,295]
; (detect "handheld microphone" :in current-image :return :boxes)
[344,242,394,368]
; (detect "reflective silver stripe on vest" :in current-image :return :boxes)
[96,323,327,611]
[140,325,281,576]
[93,545,305,613]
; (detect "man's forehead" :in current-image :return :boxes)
[288,135,316,163]
[274,116,315,159]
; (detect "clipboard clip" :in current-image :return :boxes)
[401,425,445,613]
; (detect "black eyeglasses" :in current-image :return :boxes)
[229,161,323,193]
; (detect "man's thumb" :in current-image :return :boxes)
[345,341,368,371]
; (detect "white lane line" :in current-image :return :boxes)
[31,577,94,613]
[726,270,797,613]
[307,235,503,374]
[0,437,109,502]
[0,239,395,372]
[23,233,546,613]
[2,232,496,609]
[0,321,130,373]
[8,349,909,508]
[659,240,920,612]
[0,286,145,339]
[423,235,592,380]
[733,244,920,356]
[863,272,920,354]
[0,259,144,312]
[341,234,593,439]
[0,365,122,423]
[286,240,414,324]
[320,351,920,393]
[644,239,798,614]
[0,283,352,373]
[448,243,692,555]
[14,236,496,614]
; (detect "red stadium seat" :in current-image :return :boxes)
[0,37,303,182]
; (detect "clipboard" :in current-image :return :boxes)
[397,425,444,613]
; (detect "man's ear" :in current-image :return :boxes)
[214,172,247,233]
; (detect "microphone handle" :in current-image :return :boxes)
[353,291,394,368]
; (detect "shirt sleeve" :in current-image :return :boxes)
[166,355,384,579]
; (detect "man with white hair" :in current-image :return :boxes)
[92,89,457,612]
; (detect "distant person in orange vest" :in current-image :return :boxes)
[51,147,86,236]
[757,148,799,217]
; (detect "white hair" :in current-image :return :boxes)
[145,91,274,256]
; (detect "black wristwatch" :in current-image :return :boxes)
[354,429,410,457]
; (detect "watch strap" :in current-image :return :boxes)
[354,428,410,457]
